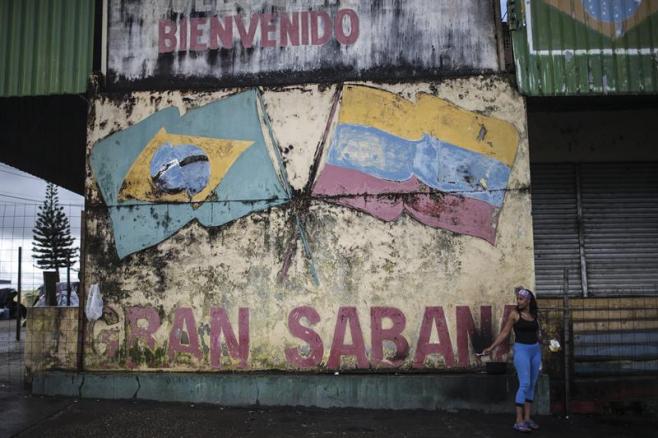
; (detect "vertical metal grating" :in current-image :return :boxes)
[532,162,658,296]
[531,163,584,295]
[0,0,95,97]
[581,162,658,295]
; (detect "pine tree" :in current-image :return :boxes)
[32,183,77,270]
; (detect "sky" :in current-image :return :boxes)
[500,0,508,21]
[0,162,84,291]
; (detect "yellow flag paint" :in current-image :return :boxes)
[119,128,253,203]
[338,85,519,167]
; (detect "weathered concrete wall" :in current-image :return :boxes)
[32,372,551,414]
[107,0,500,90]
[25,307,78,375]
[84,76,533,372]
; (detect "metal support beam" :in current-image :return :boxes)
[575,165,589,298]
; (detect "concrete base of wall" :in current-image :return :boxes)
[32,372,550,414]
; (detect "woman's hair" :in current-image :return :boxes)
[514,286,538,319]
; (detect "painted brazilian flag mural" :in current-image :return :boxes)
[90,90,290,258]
[510,0,658,95]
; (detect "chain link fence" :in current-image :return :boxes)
[0,202,82,387]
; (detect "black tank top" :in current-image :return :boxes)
[514,316,539,344]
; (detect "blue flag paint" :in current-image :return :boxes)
[327,124,511,207]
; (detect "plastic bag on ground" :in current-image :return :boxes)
[85,283,103,321]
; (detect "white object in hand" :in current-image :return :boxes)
[549,339,561,352]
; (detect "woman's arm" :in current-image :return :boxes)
[482,310,517,355]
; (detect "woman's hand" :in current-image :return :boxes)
[478,311,515,357]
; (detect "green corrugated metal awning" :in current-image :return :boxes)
[0,0,95,97]
[510,0,658,96]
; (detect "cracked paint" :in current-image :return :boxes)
[84,77,533,372]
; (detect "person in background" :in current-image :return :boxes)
[481,287,541,433]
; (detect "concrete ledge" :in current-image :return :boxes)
[32,372,549,414]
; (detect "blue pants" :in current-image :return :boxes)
[513,342,542,406]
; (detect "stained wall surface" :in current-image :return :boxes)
[25,308,78,374]
[84,76,533,371]
[107,0,500,89]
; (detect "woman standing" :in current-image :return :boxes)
[482,287,541,433]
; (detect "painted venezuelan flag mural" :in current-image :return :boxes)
[90,90,289,258]
[312,85,520,244]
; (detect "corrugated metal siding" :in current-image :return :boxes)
[581,163,658,295]
[531,164,584,295]
[532,162,658,296]
[0,0,95,97]
[510,0,658,96]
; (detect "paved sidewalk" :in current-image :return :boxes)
[0,387,71,437]
[3,387,657,438]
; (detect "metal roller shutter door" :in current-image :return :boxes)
[581,163,658,296]
[530,164,583,295]
[531,162,658,296]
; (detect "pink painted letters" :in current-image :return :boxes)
[158,9,360,53]
[168,307,203,362]
[327,307,368,369]
[285,306,324,368]
[370,307,409,367]
[413,307,455,368]
[107,304,513,370]
[210,307,250,369]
